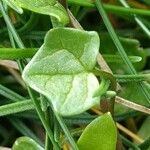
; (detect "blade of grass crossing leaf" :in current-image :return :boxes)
[0,2,60,149]
[95,0,150,104]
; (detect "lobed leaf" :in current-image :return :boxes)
[22,28,101,116]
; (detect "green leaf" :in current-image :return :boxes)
[12,137,44,150]
[23,28,101,116]
[5,0,69,25]
[77,113,117,150]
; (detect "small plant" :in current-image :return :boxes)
[0,0,150,150]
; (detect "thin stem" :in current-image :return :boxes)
[93,78,110,97]
[54,112,79,150]
[119,0,150,38]
[28,88,60,150]
[95,0,150,104]
[93,69,117,115]
[45,133,51,150]
[44,110,53,150]
[61,127,84,146]
[54,118,60,143]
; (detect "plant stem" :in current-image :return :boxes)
[54,112,79,150]
[54,118,60,143]
[44,110,53,150]
[119,0,150,38]
[93,78,110,97]
[28,88,60,149]
[95,0,150,104]
[45,133,51,150]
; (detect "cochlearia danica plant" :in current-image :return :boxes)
[0,0,150,150]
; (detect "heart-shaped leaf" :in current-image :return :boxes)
[4,0,69,25]
[23,28,100,116]
[12,137,44,150]
[77,113,117,150]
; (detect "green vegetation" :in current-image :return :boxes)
[0,0,150,149]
